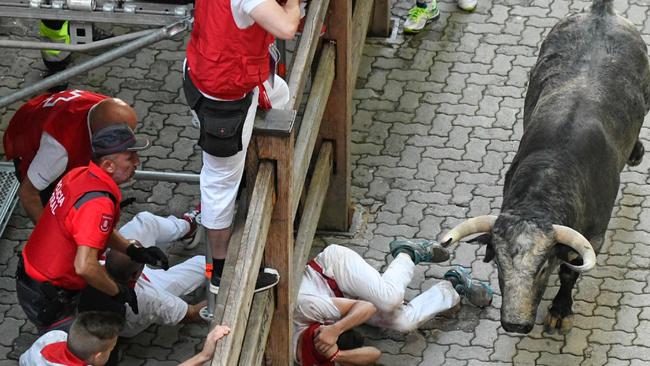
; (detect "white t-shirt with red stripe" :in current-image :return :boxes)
[19,330,87,366]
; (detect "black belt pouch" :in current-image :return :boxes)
[183,66,254,157]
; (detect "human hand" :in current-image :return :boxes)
[113,282,139,314]
[314,324,340,350]
[126,241,169,270]
[200,325,231,358]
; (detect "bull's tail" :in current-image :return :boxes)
[591,0,614,15]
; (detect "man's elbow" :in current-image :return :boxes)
[74,260,91,278]
[276,21,299,40]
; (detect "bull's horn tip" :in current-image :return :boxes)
[441,238,453,247]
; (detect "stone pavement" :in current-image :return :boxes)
[1,0,650,364]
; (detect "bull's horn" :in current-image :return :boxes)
[441,215,497,247]
[552,225,596,272]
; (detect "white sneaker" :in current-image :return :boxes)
[457,0,477,12]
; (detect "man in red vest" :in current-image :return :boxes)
[3,89,138,224]
[183,0,299,293]
[19,311,124,366]
[15,124,169,333]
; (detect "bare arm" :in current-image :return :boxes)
[18,179,44,223]
[181,300,208,323]
[74,246,119,296]
[336,347,382,366]
[107,229,131,253]
[249,0,300,39]
[179,325,231,366]
[314,298,376,356]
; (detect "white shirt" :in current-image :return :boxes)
[231,0,268,29]
[19,330,89,366]
[26,133,68,190]
[26,103,95,190]
[292,265,341,363]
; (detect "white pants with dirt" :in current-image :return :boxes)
[306,244,460,332]
[199,76,290,230]
[119,211,190,247]
[118,213,205,337]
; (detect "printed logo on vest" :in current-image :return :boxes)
[99,214,113,232]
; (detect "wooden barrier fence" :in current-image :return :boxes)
[209,0,390,364]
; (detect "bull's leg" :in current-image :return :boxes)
[628,139,644,166]
[544,264,579,335]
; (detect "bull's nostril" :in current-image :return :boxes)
[502,322,534,334]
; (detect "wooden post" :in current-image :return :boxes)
[351,0,375,85]
[210,162,275,366]
[253,130,295,366]
[292,142,333,299]
[319,0,352,232]
[369,0,391,37]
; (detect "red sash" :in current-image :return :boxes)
[307,260,343,298]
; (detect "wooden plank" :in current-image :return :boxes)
[369,0,391,37]
[351,0,375,85]
[292,142,333,298]
[291,44,336,217]
[319,0,352,232]
[210,162,276,366]
[286,0,331,110]
[254,132,295,366]
[237,290,275,366]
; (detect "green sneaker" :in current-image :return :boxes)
[389,239,450,264]
[444,266,493,308]
[403,1,440,34]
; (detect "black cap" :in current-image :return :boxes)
[92,124,150,157]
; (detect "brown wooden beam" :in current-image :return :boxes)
[210,162,275,366]
[291,43,336,217]
[286,0,331,110]
[369,0,391,37]
[351,0,375,84]
[319,0,352,232]
[237,290,275,366]
[254,130,295,366]
[292,142,334,298]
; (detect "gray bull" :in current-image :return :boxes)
[441,0,650,334]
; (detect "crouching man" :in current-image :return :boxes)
[294,241,461,365]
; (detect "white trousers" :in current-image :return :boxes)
[119,211,190,247]
[199,76,290,230]
[316,245,459,333]
[118,212,205,295]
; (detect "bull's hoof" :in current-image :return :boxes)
[544,307,574,335]
[628,140,644,167]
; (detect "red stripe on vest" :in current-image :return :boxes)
[307,260,343,298]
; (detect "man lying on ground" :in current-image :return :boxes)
[78,209,206,337]
[294,240,493,365]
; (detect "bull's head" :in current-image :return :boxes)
[441,215,596,334]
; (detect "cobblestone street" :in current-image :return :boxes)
[2,0,650,364]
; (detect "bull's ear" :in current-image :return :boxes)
[468,233,495,263]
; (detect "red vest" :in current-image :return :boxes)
[3,89,107,180]
[186,0,274,99]
[23,163,121,290]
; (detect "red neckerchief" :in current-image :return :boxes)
[308,260,343,297]
[40,341,86,366]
